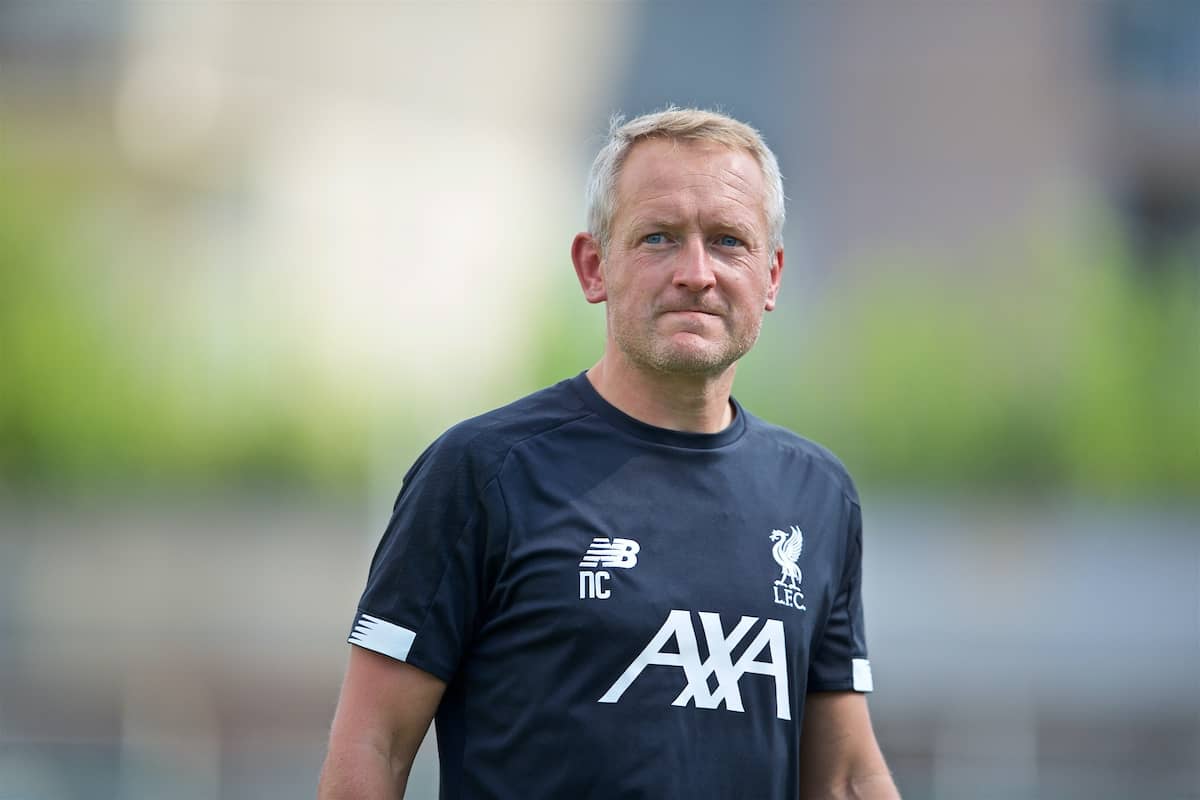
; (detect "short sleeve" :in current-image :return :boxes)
[347,434,506,682]
[807,497,873,693]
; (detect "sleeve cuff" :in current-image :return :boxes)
[347,612,416,662]
[808,658,874,693]
[852,658,874,692]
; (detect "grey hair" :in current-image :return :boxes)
[585,107,786,255]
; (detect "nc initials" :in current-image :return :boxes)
[579,570,611,599]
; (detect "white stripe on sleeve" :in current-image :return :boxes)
[348,613,416,662]
[852,658,874,692]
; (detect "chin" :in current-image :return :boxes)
[615,328,746,376]
[649,345,738,376]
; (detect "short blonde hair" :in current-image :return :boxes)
[585,107,785,254]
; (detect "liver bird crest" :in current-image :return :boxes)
[769,526,804,590]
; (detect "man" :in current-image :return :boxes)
[318,108,899,799]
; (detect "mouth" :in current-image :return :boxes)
[662,310,720,328]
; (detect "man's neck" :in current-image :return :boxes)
[585,352,737,434]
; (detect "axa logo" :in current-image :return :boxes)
[598,610,791,720]
[770,526,806,612]
[579,537,639,600]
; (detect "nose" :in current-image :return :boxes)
[673,237,716,292]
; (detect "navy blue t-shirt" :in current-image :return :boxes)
[349,372,873,799]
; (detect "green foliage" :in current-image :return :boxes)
[0,149,367,493]
[526,274,606,390]
[2,133,1194,500]
[735,233,1199,498]
[526,230,1198,499]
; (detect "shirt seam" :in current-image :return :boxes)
[464,410,596,488]
[406,411,593,668]
[842,493,860,652]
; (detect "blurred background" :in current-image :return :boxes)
[1,1,1197,798]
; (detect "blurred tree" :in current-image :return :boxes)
[447,225,1200,501]
[0,145,368,495]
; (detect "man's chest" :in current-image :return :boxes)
[495,451,847,607]
[472,453,850,718]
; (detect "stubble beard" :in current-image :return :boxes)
[609,308,764,377]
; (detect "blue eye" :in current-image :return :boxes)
[718,235,743,247]
[644,233,667,245]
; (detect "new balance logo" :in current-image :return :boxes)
[598,610,791,720]
[579,537,640,569]
[579,537,640,600]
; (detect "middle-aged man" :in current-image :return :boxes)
[318,108,900,799]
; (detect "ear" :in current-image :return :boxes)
[764,246,784,311]
[571,232,607,304]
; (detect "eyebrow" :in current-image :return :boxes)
[627,216,680,231]
[628,214,757,233]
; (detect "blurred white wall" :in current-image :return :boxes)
[111,2,634,399]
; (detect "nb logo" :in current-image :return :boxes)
[579,537,640,569]
[579,537,640,600]
[598,610,791,720]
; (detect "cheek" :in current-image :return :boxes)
[728,267,766,294]
[608,261,658,295]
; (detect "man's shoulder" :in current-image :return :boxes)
[413,376,592,482]
[741,409,861,506]
[450,376,591,448]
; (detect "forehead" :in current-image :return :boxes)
[613,138,768,227]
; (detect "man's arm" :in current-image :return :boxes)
[798,691,900,800]
[318,646,447,800]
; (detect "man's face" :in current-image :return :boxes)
[598,138,783,376]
